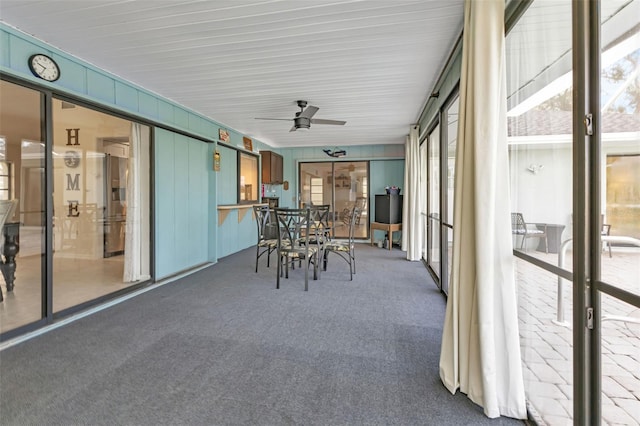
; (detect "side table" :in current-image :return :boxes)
[370,221,402,251]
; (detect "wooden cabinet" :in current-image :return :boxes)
[260,150,283,184]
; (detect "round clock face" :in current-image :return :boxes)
[64,151,80,168]
[28,54,60,82]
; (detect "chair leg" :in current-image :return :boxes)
[350,252,356,274]
[255,246,260,273]
[276,252,281,289]
[313,254,319,280]
[304,256,309,291]
[520,236,526,251]
[608,242,612,258]
[286,257,289,279]
[352,247,356,274]
[544,236,548,254]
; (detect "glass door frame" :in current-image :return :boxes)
[506,1,640,422]
[297,160,370,240]
[424,120,441,287]
[0,74,158,342]
[439,90,459,296]
[579,1,640,423]
[424,87,459,295]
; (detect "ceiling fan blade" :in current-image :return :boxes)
[255,117,293,121]
[299,105,319,119]
[310,118,346,126]
[289,125,297,132]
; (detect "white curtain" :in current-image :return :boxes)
[123,122,149,282]
[439,0,526,419]
[402,125,422,260]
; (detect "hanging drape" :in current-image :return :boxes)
[123,122,148,282]
[402,125,422,260]
[439,0,526,419]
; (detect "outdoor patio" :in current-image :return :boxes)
[516,250,640,425]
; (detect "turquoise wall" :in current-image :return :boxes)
[370,159,405,243]
[215,143,258,259]
[155,129,213,279]
[278,145,405,209]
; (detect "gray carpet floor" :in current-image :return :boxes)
[0,244,524,425]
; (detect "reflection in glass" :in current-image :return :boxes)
[600,2,640,295]
[0,80,44,333]
[239,153,258,202]
[299,161,368,239]
[506,1,573,267]
[420,141,429,262]
[428,125,441,278]
[444,98,459,294]
[52,100,150,313]
[507,2,575,423]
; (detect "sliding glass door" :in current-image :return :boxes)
[299,161,369,239]
[427,125,441,283]
[506,1,639,423]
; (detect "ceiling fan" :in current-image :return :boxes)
[255,100,346,132]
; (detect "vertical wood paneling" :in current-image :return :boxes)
[188,140,208,264]
[216,145,237,205]
[56,56,86,94]
[174,107,189,129]
[139,92,159,119]
[115,81,138,111]
[86,70,115,104]
[154,128,176,278]
[155,130,211,278]
[0,31,9,67]
[173,133,190,270]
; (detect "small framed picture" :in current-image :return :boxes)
[243,136,253,151]
[219,128,230,143]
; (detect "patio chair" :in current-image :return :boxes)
[511,212,548,253]
[601,214,612,258]
[323,206,360,280]
[253,205,277,273]
[274,208,321,291]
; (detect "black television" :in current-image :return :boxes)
[375,194,403,224]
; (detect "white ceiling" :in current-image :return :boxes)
[0,0,464,148]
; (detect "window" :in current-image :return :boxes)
[310,177,323,205]
[239,152,258,203]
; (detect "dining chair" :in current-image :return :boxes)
[274,208,321,291]
[511,212,548,253]
[253,205,278,273]
[323,206,360,280]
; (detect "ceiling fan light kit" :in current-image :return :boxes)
[255,100,346,132]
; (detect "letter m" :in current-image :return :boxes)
[66,173,80,191]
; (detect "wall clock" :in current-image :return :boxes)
[64,151,80,168]
[28,54,60,82]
